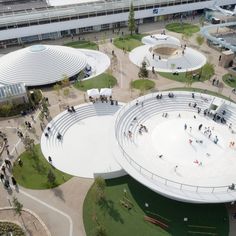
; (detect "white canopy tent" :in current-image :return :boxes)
[100,88,112,97]
[87,88,100,97]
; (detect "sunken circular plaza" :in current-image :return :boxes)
[0,44,110,86]
[129,34,206,73]
[114,91,236,203]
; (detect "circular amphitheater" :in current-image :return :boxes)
[129,34,206,73]
[41,102,125,178]
[0,45,110,86]
[114,91,236,203]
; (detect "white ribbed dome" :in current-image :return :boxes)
[0,45,88,86]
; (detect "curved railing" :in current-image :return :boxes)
[201,22,236,52]
[115,91,236,194]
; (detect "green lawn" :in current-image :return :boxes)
[74,73,117,91]
[167,87,235,102]
[113,34,145,51]
[131,79,155,91]
[166,23,200,34]
[222,73,236,88]
[83,176,229,236]
[13,144,72,189]
[159,72,204,83]
[64,40,98,50]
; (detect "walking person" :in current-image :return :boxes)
[1,166,6,175]
[0,173,4,182]
[184,124,187,130]
[174,165,178,172]
[5,159,11,169]
[48,156,52,164]
[214,136,219,144]
[11,176,17,187]
[198,124,203,131]
[6,148,10,156]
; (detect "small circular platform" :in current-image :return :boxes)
[130,34,206,73]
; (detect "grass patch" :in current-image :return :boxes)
[113,34,145,51]
[74,73,117,91]
[13,144,72,189]
[159,72,190,83]
[64,40,98,50]
[222,73,236,88]
[159,72,205,84]
[0,222,25,235]
[166,23,200,34]
[131,79,155,91]
[83,176,229,236]
[167,87,235,102]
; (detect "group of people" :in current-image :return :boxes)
[138,124,148,135]
[168,92,174,98]
[212,78,220,87]
[0,134,17,190]
[67,106,76,113]
[25,121,32,129]
[17,130,24,139]
[89,95,118,106]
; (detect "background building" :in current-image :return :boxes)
[0,0,235,47]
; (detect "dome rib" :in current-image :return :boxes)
[0,45,88,86]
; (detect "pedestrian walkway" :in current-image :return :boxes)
[0,18,236,235]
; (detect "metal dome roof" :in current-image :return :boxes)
[0,44,88,86]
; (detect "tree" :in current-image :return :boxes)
[61,75,70,88]
[23,135,35,155]
[196,35,204,47]
[171,63,176,72]
[199,15,205,27]
[128,2,136,35]
[53,84,61,96]
[185,73,193,87]
[47,169,56,186]
[77,71,85,87]
[41,97,50,118]
[201,62,215,81]
[182,31,192,42]
[94,176,106,203]
[12,197,23,216]
[0,103,12,117]
[138,61,148,79]
[63,88,70,98]
[39,111,45,123]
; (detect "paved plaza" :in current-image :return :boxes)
[0,20,236,235]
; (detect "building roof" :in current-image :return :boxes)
[0,45,87,86]
[0,83,26,101]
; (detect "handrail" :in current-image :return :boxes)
[114,91,235,193]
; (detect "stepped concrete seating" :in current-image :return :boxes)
[114,91,236,202]
[117,92,212,147]
[129,43,206,73]
[44,102,122,150]
[41,102,126,179]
